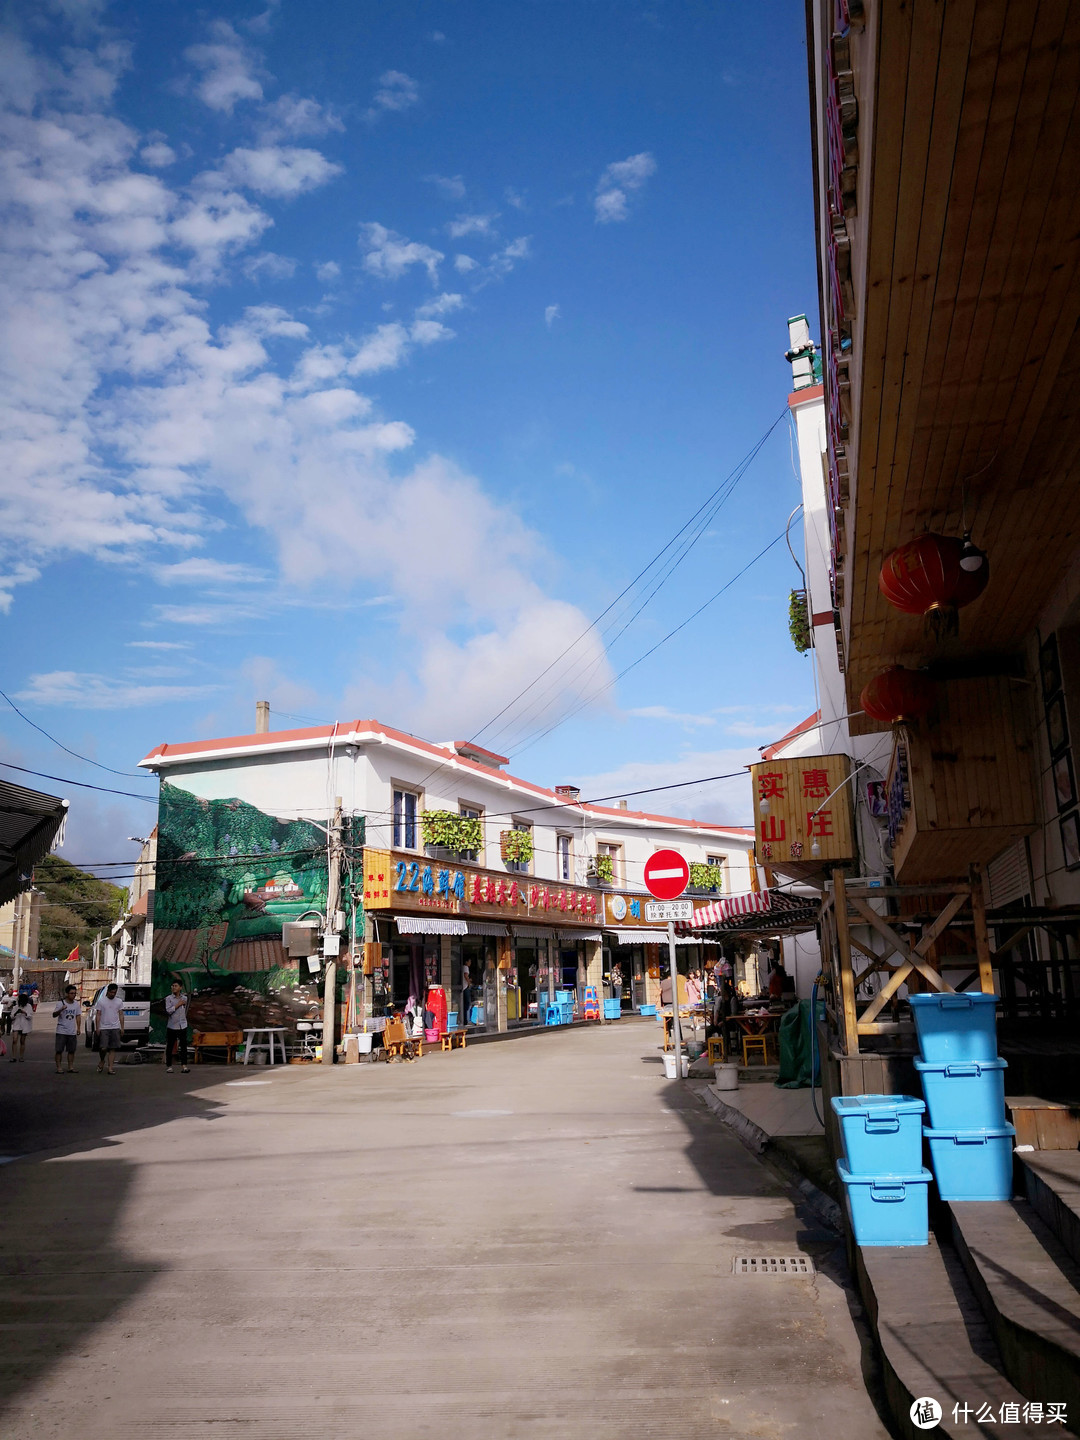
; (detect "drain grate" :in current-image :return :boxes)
[732,1255,814,1276]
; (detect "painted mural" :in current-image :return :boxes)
[151,782,361,1037]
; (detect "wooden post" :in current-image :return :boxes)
[833,869,859,1055]
[969,866,995,994]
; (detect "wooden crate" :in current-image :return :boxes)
[1006,1096,1080,1151]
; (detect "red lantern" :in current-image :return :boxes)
[860,667,936,724]
[879,532,988,638]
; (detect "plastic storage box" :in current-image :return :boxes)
[913,1057,1007,1131]
[831,1094,926,1176]
[603,998,621,1019]
[638,1004,657,1016]
[837,1160,932,1246]
[908,992,1000,1063]
[923,1125,1015,1201]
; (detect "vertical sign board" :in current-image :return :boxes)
[750,753,856,865]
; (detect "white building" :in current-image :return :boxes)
[140,712,757,1029]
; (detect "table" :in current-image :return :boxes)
[242,1027,288,1066]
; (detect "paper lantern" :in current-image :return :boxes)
[879,532,988,638]
[860,667,936,724]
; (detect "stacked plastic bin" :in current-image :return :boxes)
[832,1093,932,1245]
[910,993,1014,1201]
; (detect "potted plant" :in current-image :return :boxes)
[688,861,723,895]
[500,829,534,866]
[588,853,615,885]
[420,810,484,858]
[789,588,812,654]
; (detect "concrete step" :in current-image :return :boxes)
[1019,1149,1080,1269]
[852,1231,1056,1437]
[949,1199,1080,1425]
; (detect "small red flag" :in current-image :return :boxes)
[65,946,79,965]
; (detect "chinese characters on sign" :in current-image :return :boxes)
[951,1400,1066,1425]
[750,754,855,866]
[361,848,600,920]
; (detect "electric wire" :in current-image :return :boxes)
[0,687,154,780]
[0,759,158,801]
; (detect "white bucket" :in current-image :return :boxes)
[662,1053,689,1079]
[714,1062,740,1091]
[355,1032,373,1054]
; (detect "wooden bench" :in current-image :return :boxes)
[192,1030,243,1064]
[383,1019,424,1060]
[440,1029,466,1051]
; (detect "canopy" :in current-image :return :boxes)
[682,887,820,938]
[0,778,68,907]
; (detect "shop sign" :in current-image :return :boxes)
[751,754,855,864]
[362,848,600,922]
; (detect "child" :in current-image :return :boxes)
[10,994,33,1062]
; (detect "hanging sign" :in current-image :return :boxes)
[750,754,855,864]
[362,848,600,922]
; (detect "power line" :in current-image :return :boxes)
[0,760,158,802]
[0,687,154,780]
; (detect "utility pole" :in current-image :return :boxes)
[322,798,343,1065]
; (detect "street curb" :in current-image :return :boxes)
[691,1080,843,1232]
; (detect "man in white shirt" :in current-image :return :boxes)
[94,984,125,1075]
[53,984,82,1074]
[164,980,191,1073]
[9,994,33,1062]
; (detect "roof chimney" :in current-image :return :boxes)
[255,700,270,734]
[617,800,628,810]
[555,785,580,802]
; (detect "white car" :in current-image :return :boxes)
[84,984,152,1049]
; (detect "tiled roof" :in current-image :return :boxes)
[761,711,821,761]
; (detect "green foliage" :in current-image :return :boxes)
[33,855,126,961]
[689,861,723,892]
[420,810,484,854]
[789,589,812,654]
[500,829,534,864]
[590,853,614,883]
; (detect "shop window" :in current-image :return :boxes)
[556,833,573,882]
[504,820,532,874]
[393,788,418,849]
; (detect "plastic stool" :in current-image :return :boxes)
[707,1035,726,1064]
[742,1034,769,1066]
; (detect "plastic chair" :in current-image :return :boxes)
[707,1035,726,1065]
[742,1034,769,1066]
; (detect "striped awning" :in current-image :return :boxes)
[687,891,775,927]
[395,916,468,936]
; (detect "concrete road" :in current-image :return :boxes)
[0,1020,891,1439]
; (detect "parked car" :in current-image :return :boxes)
[84,984,152,1048]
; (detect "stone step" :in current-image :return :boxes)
[949,1199,1080,1426]
[852,1232,1057,1437]
[1019,1149,1080,1270]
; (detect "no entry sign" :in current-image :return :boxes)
[643,849,690,901]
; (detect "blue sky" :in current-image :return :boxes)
[0,0,819,874]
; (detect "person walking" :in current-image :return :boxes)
[10,993,33,1062]
[0,989,15,1036]
[93,983,125,1074]
[164,980,191,1073]
[609,962,622,1004]
[53,984,82,1074]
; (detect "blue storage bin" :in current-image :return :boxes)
[638,1004,657,1016]
[447,1012,458,1030]
[908,992,1000,1063]
[603,998,621,1018]
[831,1094,926,1176]
[923,1125,1015,1201]
[837,1160,931,1246]
[914,1057,1007,1131]
[468,1004,483,1025]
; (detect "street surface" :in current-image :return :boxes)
[1,1019,890,1439]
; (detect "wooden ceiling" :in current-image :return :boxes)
[842,0,1080,731]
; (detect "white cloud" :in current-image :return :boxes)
[366,70,419,120]
[257,93,344,142]
[453,254,478,273]
[140,141,175,168]
[16,671,223,709]
[359,222,442,283]
[126,640,193,650]
[415,292,463,319]
[628,705,716,729]
[423,173,465,200]
[485,235,530,279]
[221,145,342,198]
[544,303,560,328]
[572,749,758,827]
[594,151,656,224]
[183,20,264,113]
[243,251,297,281]
[315,260,341,283]
[446,212,498,239]
[154,558,265,586]
[505,187,527,211]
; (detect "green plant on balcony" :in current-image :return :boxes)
[688,862,723,892]
[420,810,484,855]
[789,588,812,654]
[500,829,534,865]
[589,853,614,883]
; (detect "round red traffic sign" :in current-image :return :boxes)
[643,849,690,901]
